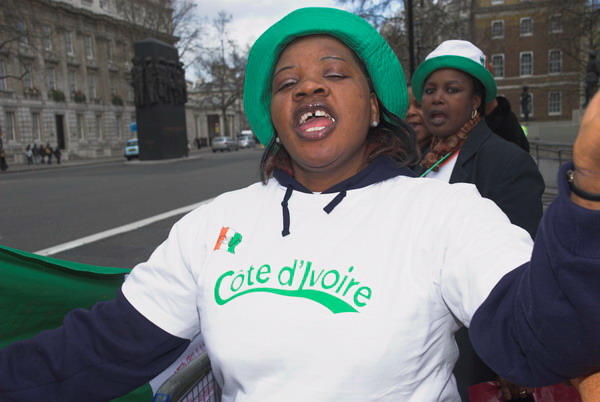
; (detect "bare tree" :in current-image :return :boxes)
[544,0,600,70]
[0,1,43,82]
[337,0,472,79]
[196,11,247,138]
[116,0,206,67]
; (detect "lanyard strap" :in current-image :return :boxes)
[419,152,453,178]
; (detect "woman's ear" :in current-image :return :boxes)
[472,93,482,112]
[370,93,379,126]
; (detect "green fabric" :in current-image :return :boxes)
[411,54,497,103]
[0,245,151,401]
[243,7,408,146]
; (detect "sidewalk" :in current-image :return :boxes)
[1,147,212,174]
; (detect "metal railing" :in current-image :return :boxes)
[530,140,573,166]
[153,351,222,402]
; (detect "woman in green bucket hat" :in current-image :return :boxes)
[3,7,600,401]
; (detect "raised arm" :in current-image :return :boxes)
[470,92,600,386]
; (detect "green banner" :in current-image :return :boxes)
[0,245,153,401]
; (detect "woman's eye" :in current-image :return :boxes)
[424,87,435,95]
[277,80,296,91]
[325,73,346,79]
[447,87,458,94]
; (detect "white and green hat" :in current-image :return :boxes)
[411,40,497,103]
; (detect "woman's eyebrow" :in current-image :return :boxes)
[274,65,294,78]
[321,56,347,62]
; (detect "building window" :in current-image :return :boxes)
[109,73,117,94]
[83,35,94,59]
[68,70,78,93]
[107,40,113,61]
[22,63,33,89]
[548,91,561,115]
[47,67,56,90]
[491,54,504,78]
[17,19,28,45]
[77,113,85,139]
[32,112,42,141]
[87,72,96,98]
[0,61,7,91]
[100,0,108,8]
[116,114,123,139]
[4,112,17,141]
[65,32,74,55]
[520,52,533,76]
[520,18,533,36]
[96,114,104,139]
[491,20,504,39]
[548,50,562,74]
[549,14,563,33]
[42,25,52,51]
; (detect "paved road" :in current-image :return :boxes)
[0,148,263,267]
[0,143,568,267]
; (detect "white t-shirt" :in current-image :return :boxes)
[122,176,532,401]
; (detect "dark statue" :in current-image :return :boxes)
[584,50,600,108]
[130,54,188,108]
[520,86,531,122]
[130,38,188,161]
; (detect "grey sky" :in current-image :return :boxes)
[197,0,346,49]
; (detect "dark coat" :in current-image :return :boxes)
[485,96,530,153]
[447,120,544,239]
[439,120,544,400]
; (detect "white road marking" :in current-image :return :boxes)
[34,198,215,256]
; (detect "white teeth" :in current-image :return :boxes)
[306,126,325,132]
[299,109,332,125]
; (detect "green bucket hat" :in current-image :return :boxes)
[243,7,408,146]
[411,40,497,104]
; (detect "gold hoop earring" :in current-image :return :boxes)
[471,109,478,119]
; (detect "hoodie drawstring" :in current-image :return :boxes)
[323,190,347,214]
[281,187,294,237]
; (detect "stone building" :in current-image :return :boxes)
[0,0,204,164]
[472,0,581,122]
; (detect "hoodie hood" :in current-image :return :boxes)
[272,156,415,236]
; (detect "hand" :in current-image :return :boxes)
[572,90,600,209]
[498,376,533,400]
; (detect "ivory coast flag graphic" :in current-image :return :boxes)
[214,227,243,254]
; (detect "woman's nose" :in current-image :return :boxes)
[293,78,328,100]
[432,91,444,104]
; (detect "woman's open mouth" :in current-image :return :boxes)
[428,110,448,126]
[294,103,337,140]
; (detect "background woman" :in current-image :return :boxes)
[411,40,544,400]
[1,9,600,401]
[412,40,544,239]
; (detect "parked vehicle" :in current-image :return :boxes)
[238,134,256,149]
[124,138,139,160]
[211,136,239,152]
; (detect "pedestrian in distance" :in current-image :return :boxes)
[53,145,61,165]
[32,143,41,165]
[24,145,33,165]
[44,143,53,164]
[1,8,600,401]
[0,133,8,172]
[39,143,45,164]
